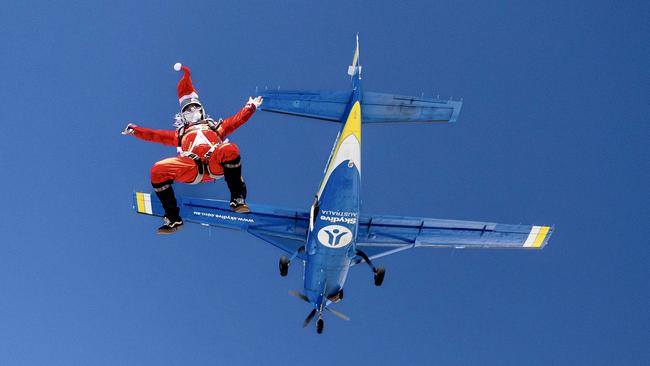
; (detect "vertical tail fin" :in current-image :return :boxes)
[347,33,361,78]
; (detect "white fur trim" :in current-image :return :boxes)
[179,92,199,103]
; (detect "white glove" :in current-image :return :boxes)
[121,123,137,135]
[247,96,263,109]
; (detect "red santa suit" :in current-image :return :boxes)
[126,62,257,233]
[131,104,256,185]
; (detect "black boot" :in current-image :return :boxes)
[222,157,250,214]
[153,181,183,234]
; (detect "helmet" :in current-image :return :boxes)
[181,97,203,113]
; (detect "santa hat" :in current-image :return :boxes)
[174,62,202,111]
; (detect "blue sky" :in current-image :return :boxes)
[1,1,648,365]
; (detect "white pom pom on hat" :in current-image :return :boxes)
[173,62,182,71]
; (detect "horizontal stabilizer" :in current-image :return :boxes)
[362,92,462,123]
[260,90,352,122]
[259,90,462,123]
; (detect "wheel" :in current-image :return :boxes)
[374,266,385,287]
[279,256,290,277]
[316,318,324,334]
[338,289,344,300]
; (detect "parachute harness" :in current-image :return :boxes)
[176,118,226,183]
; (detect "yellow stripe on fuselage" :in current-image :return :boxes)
[136,192,146,213]
[339,101,361,147]
[317,101,362,198]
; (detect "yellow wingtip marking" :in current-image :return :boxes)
[136,192,145,213]
[532,226,550,248]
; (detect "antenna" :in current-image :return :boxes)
[347,33,361,78]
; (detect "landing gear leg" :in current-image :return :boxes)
[279,246,304,277]
[356,249,386,287]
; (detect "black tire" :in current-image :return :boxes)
[374,266,386,286]
[279,256,290,277]
[317,318,324,334]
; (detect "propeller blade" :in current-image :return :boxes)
[289,290,309,303]
[326,307,350,321]
[303,309,317,328]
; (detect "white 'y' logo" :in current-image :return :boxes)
[317,225,353,248]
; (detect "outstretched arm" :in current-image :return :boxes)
[218,96,263,138]
[122,123,178,146]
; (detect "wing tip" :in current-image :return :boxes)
[523,225,554,249]
[133,192,152,215]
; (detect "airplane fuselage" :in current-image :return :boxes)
[303,83,362,310]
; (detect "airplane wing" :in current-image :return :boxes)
[133,192,308,258]
[133,193,551,263]
[354,214,553,262]
[260,90,462,123]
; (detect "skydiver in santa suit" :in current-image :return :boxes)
[122,62,263,234]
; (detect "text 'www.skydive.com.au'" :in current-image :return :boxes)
[193,211,254,223]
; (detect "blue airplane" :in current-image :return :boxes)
[133,36,553,334]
